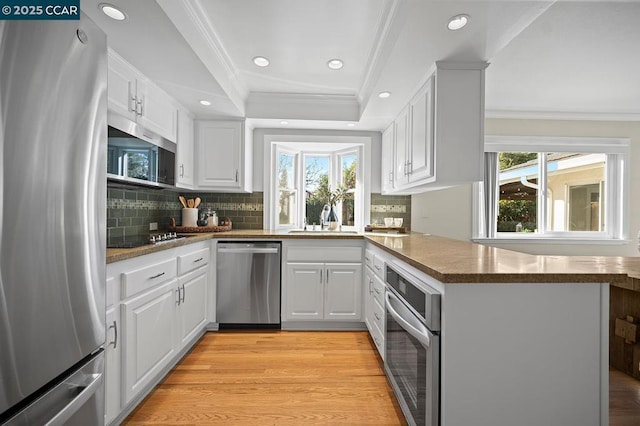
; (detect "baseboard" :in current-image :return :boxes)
[281,321,367,331]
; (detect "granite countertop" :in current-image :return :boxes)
[106,229,364,263]
[106,230,640,289]
[365,233,640,288]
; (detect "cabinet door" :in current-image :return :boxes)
[408,77,435,182]
[324,263,362,321]
[381,124,395,193]
[394,106,410,188]
[176,108,195,188]
[105,306,120,425]
[107,51,137,120]
[122,281,177,405]
[363,266,375,334]
[177,270,208,349]
[196,121,242,189]
[136,79,178,142]
[284,263,324,320]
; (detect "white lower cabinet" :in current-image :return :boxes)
[105,305,120,425]
[177,268,208,347]
[122,280,178,405]
[282,241,363,327]
[285,262,362,321]
[364,246,389,359]
[105,241,211,423]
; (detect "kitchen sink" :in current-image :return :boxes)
[288,229,359,235]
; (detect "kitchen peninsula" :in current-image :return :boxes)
[105,230,631,426]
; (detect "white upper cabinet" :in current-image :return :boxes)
[195,120,253,192]
[384,61,486,193]
[381,124,395,193]
[176,108,195,188]
[107,50,178,142]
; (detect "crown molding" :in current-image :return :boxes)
[156,0,247,114]
[357,0,408,110]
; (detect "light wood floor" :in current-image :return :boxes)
[610,367,640,426]
[124,331,407,425]
[125,331,640,425]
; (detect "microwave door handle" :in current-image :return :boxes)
[385,291,431,348]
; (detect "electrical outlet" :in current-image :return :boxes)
[149,222,158,231]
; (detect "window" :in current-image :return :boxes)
[267,138,367,231]
[476,136,629,241]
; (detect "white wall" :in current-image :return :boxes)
[411,118,640,256]
[252,128,382,192]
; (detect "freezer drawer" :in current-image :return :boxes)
[3,351,104,426]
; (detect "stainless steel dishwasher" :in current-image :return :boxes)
[216,241,281,328]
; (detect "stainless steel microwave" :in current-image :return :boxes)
[107,113,176,188]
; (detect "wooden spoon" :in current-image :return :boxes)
[179,196,187,209]
[187,199,194,208]
[194,197,201,208]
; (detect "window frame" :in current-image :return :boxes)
[265,135,370,231]
[473,136,630,243]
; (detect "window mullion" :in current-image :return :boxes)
[538,152,547,235]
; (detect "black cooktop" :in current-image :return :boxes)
[107,233,184,249]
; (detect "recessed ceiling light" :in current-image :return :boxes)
[347,123,355,127]
[199,100,211,106]
[253,56,270,67]
[447,14,469,31]
[280,121,289,125]
[99,3,126,21]
[378,91,391,99]
[327,59,344,70]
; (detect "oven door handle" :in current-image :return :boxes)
[386,290,432,348]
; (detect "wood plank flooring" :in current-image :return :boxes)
[124,331,406,425]
[610,367,640,426]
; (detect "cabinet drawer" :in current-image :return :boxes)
[372,274,385,306]
[372,255,385,279]
[370,318,385,360]
[287,246,362,263]
[177,247,209,276]
[122,258,177,298]
[364,249,374,269]
[372,296,385,334]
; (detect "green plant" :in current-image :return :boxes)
[311,183,351,206]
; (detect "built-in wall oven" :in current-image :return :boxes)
[385,262,441,426]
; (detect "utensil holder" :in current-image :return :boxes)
[182,208,198,227]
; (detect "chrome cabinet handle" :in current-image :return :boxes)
[326,269,329,284]
[374,312,381,321]
[149,272,165,279]
[374,287,382,295]
[128,82,136,112]
[180,164,185,178]
[235,170,239,183]
[369,278,373,294]
[374,264,381,271]
[108,321,118,349]
[389,171,393,183]
[136,98,143,116]
[176,288,181,305]
[181,284,185,303]
[407,161,412,175]
[193,257,204,263]
[320,269,323,283]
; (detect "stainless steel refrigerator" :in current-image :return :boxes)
[0,13,107,425]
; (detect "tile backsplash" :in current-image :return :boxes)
[106,188,265,245]
[370,193,412,230]
[107,188,410,244]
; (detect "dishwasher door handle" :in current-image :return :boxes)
[217,247,279,254]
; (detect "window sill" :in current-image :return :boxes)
[473,237,630,245]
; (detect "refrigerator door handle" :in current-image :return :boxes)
[44,373,103,426]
